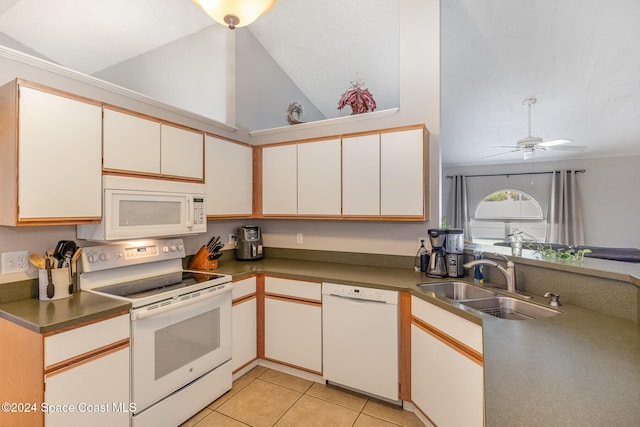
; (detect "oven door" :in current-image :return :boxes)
[130,286,231,412]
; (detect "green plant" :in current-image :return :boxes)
[535,245,592,262]
[509,229,591,262]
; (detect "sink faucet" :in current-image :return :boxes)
[463,253,516,293]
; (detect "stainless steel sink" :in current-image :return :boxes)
[418,281,497,300]
[461,296,561,320]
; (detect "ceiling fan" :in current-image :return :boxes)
[486,97,587,160]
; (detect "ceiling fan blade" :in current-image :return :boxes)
[482,149,521,159]
[538,138,573,147]
[547,145,587,151]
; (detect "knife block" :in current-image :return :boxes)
[188,246,218,270]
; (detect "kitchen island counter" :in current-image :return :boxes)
[215,255,640,426]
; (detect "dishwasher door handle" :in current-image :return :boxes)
[327,293,388,304]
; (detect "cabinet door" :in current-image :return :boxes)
[232,277,257,372]
[264,277,322,373]
[205,135,253,216]
[297,139,341,215]
[380,128,425,216]
[103,107,161,174]
[342,134,380,216]
[45,346,130,427]
[264,298,322,373]
[160,124,204,180]
[18,86,102,220]
[262,144,297,215]
[411,297,484,426]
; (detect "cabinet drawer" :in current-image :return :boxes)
[412,296,482,353]
[44,314,130,368]
[265,277,321,301]
[232,276,257,300]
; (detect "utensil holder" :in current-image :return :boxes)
[188,246,218,270]
[38,267,72,301]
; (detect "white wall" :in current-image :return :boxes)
[249,0,441,257]
[235,29,325,131]
[443,156,640,248]
[95,26,232,124]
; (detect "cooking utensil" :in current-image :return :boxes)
[70,248,82,293]
[59,241,77,295]
[45,258,54,299]
[29,253,47,270]
[53,240,71,268]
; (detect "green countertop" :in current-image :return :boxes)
[1,255,638,425]
[0,291,130,333]
[214,257,640,426]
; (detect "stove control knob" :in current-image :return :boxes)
[162,246,169,253]
[87,254,96,263]
[169,245,177,252]
[99,253,109,262]
[177,244,184,252]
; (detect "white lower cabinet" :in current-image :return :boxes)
[44,346,130,427]
[411,296,484,426]
[232,277,257,372]
[264,277,322,373]
[44,313,130,427]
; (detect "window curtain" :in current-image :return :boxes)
[447,175,471,241]
[546,170,585,246]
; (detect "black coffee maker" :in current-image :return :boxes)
[426,229,448,278]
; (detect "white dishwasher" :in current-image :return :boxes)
[322,282,399,402]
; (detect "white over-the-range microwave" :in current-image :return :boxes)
[77,176,207,241]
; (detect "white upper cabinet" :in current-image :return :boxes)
[103,107,161,174]
[205,135,253,216]
[380,128,426,217]
[297,139,341,215]
[262,144,297,215]
[342,134,381,216]
[0,81,102,225]
[103,107,203,181]
[160,123,204,180]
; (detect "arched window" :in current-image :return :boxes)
[470,189,545,245]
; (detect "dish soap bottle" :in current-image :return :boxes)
[473,249,484,284]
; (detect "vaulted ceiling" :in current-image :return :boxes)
[1,0,638,167]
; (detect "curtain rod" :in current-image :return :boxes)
[445,169,585,179]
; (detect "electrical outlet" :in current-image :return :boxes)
[296,233,304,244]
[419,237,428,246]
[1,250,29,274]
[228,234,236,248]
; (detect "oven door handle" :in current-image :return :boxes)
[131,283,232,321]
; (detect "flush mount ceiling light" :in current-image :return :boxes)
[194,0,278,29]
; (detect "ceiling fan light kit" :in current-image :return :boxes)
[194,0,278,29]
[486,97,587,160]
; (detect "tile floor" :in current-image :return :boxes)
[180,366,424,427]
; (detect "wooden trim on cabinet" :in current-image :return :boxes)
[45,338,130,377]
[102,169,204,183]
[0,317,45,427]
[256,275,265,359]
[422,126,430,221]
[399,292,412,401]
[232,293,257,306]
[232,357,259,375]
[411,316,483,367]
[264,293,322,307]
[18,79,103,107]
[43,310,129,337]
[261,357,322,376]
[252,146,263,216]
